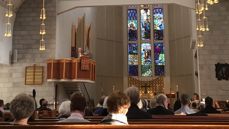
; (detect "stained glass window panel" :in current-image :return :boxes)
[128,43,138,76]
[140,9,151,40]
[155,65,164,76]
[154,43,165,65]
[128,43,138,65]
[154,42,165,76]
[129,65,138,76]
[153,8,164,40]
[141,43,152,77]
[128,9,138,41]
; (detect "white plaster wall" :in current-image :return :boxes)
[0,6,13,65]
[57,0,195,14]
[56,7,96,59]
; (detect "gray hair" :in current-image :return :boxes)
[180,94,190,105]
[125,86,140,105]
[156,94,167,106]
[58,100,71,116]
[10,93,35,120]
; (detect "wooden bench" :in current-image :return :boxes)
[1,124,229,129]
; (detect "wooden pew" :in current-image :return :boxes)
[1,124,229,129]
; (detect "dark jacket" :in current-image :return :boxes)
[203,106,221,114]
[147,106,174,115]
[126,104,151,119]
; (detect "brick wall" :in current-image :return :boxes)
[199,0,229,100]
[0,0,56,104]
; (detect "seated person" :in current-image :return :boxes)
[58,100,71,119]
[147,94,174,115]
[60,92,89,122]
[101,91,130,125]
[10,93,35,125]
[202,96,221,114]
[125,86,151,119]
[37,98,51,111]
[175,94,196,115]
[93,95,108,116]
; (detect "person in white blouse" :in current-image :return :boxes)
[175,94,196,115]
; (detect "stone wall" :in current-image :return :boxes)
[0,0,56,104]
[199,0,229,100]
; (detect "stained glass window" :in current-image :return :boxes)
[128,43,138,76]
[154,43,165,76]
[141,43,152,76]
[140,9,151,41]
[128,6,165,77]
[153,8,164,40]
[128,9,138,41]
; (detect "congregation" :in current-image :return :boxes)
[0,86,227,125]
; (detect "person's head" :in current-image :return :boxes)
[156,94,168,109]
[192,93,199,101]
[39,98,45,107]
[205,96,213,107]
[180,94,190,106]
[107,91,130,115]
[10,94,35,122]
[58,100,71,117]
[125,86,140,105]
[70,93,86,113]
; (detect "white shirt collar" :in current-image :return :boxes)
[111,113,128,124]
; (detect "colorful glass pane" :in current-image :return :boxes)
[129,65,138,76]
[128,43,138,65]
[153,8,164,40]
[140,9,151,40]
[154,42,165,76]
[155,65,164,76]
[154,43,165,65]
[141,43,152,76]
[128,9,138,41]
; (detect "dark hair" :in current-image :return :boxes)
[193,93,200,100]
[205,96,213,107]
[180,94,190,105]
[107,91,130,113]
[70,93,86,112]
[39,98,45,106]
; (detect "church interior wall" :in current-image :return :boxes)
[94,6,124,98]
[0,5,14,64]
[56,6,124,103]
[199,0,229,100]
[168,4,195,96]
[0,0,56,104]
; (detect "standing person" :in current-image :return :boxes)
[10,94,35,125]
[147,94,174,115]
[125,86,151,119]
[101,91,130,125]
[60,93,89,122]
